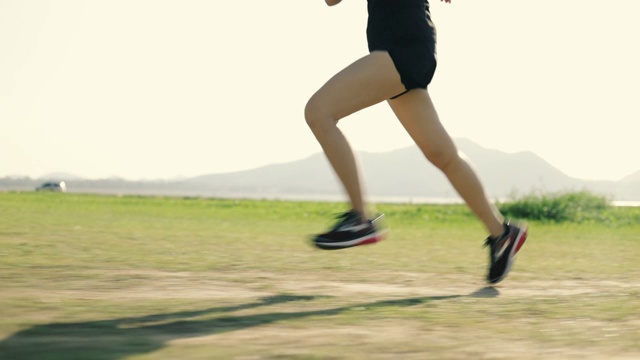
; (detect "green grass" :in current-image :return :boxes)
[1,192,639,359]
[498,190,622,223]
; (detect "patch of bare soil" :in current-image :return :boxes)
[3,270,638,359]
[4,268,638,303]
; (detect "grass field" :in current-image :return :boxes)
[0,192,639,359]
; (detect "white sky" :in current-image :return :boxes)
[1,0,639,181]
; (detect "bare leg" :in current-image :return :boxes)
[387,89,505,237]
[305,52,405,219]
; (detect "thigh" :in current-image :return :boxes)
[387,89,457,156]
[306,51,406,121]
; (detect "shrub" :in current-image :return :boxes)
[497,190,610,222]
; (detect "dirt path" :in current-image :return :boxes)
[5,269,637,301]
[2,270,639,359]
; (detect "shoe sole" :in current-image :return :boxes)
[313,229,389,250]
[489,225,528,284]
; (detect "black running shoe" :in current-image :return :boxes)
[484,221,528,284]
[312,210,387,250]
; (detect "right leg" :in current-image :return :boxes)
[388,89,527,283]
[304,51,405,219]
[387,89,505,237]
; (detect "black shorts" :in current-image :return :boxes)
[366,0,437,96]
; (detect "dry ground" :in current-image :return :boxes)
[2,269,638,359]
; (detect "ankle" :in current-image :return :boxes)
[489,223,508,239]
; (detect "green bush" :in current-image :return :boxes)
[498,190,611,222]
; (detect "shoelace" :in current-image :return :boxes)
[483,237,499,265]
[483,235,497,248]
[484,223,510,248]
[330,210,362,231]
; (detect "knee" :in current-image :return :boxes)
[425,147,459,172]
[304,95,336,132]
[303,98,318,128]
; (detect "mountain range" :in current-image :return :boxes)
[2,139,639,203]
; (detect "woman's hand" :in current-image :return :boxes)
[325,0,342,6]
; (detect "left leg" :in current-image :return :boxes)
[305,51,406,219]
[305,51,404,250]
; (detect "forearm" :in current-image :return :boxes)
[325,0,342,6]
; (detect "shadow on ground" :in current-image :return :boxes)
[0,288,498,360]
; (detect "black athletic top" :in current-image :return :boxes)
[366,0,437,90]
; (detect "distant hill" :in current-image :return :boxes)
[2,139,639,202]
[38,172,84,181]
[359,138,582,200]
[621,170,640,183]
[177,138,637,201]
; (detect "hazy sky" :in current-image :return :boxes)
[2,0,639,181]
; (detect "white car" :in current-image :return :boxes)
[36,181,67,192]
